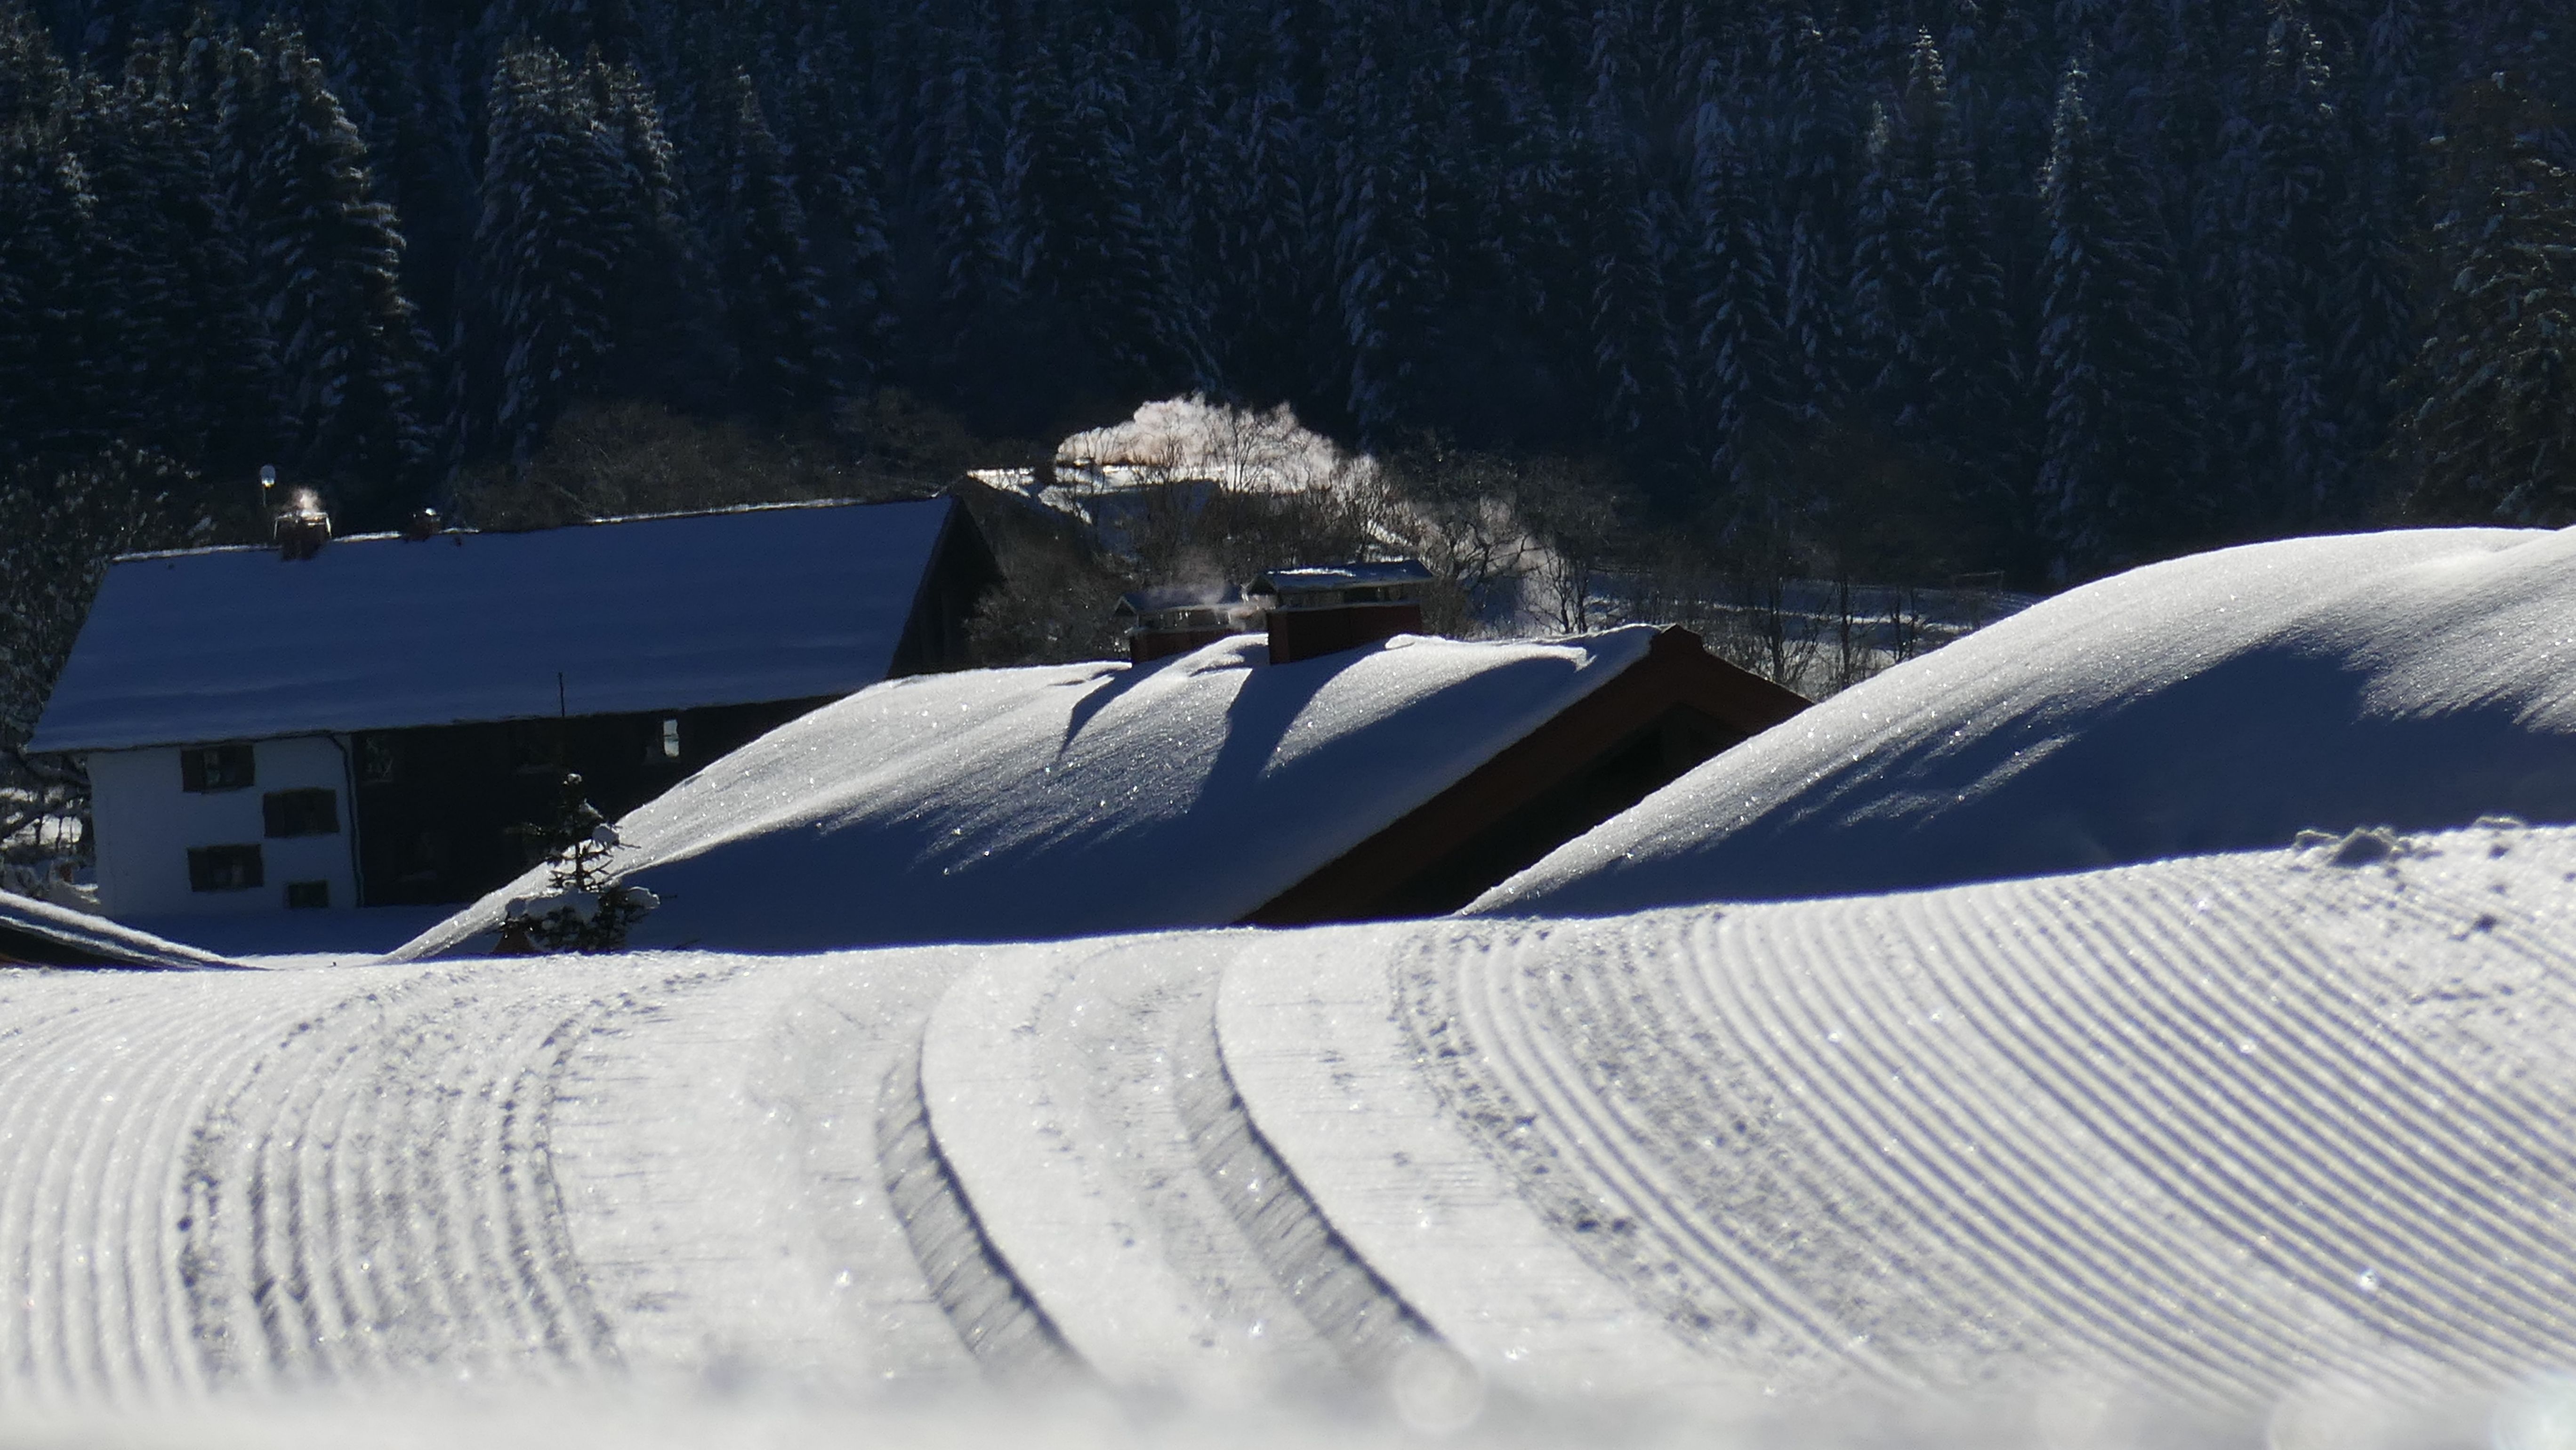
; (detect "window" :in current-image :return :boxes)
[661,717,682,760]
[263,788,338,838]
[180,744,255,793]
[284,880,330,909]
[187,845,264,893]
[359,735,399,784]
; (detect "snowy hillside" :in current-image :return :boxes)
[5,822,2574,1444]
[394,629,1658,958]
[1475,526,2576,918]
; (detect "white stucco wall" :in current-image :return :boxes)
[89,737,360,918]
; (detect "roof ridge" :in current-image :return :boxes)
[109,494,951,564]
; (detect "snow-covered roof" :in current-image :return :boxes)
[29,498,961,754]
[0,890,242,968]
[393,627,1662,957]
[1473,525,2576,917]
[1250,560,1433,600]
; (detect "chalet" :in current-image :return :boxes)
[28,497,998,918]
[393,606,1810,958]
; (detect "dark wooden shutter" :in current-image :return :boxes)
[183,744,256,792]
[263,789,338,838]
[187,845,265,892]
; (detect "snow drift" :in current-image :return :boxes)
[4,823,2574,1446]
[1473,526,2576,917]
[394,629,1657,958]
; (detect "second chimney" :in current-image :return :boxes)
[1248,559,1433,665]
[1115,586,1251,664]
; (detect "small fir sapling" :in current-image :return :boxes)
[495,772,658,954]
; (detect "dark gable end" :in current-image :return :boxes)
[886,499,1005,677]
[1244,628,1808,925]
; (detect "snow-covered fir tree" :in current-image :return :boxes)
[475,42,615,460]
[589,56,722,411]
[495,771,657,954]
[242,23,432,518]
[2202,5,2350,528]
[0,0,69,136]
[1328,8,1444,446]
[2401,74,2576,525]
[781,38,895,392]
[1684,96,1787,517]
[1571,36,1681,453]
[1852,36,2021,460]
[715,68,839,422]
[2033,56,2203,580]
[1005,19,1201,403]
[87,39,283,478]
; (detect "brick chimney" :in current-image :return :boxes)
[1115,586,1251,664]
[1248,560,1434,665]
[272,488,332,561]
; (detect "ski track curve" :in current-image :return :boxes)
[1395,827,2576,1407]
[0,963,631,1404]
[0,950,1176,1409]
[1216,926,1713,1399]
[0,822,2571,1428]
[544,949,990,1391]
[918,932,1429,1400]
[0,950,1024,1407]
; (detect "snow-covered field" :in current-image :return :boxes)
[6,821,2574,1446]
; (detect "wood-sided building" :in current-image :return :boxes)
[28,498,996,918]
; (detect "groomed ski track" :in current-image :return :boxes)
[0,823,2571,1434]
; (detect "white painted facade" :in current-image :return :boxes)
[87,737,361,918]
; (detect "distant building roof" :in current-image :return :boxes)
[0,891,243,968]
[391,628,1685,956]
[1250,560,1433,600]
[30,498,965,754]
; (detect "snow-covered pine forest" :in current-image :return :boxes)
[2,0,2572,584]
